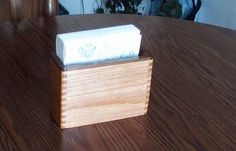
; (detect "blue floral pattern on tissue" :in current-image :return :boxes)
[77,44,96,58]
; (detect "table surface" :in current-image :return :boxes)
[0,14,235,151]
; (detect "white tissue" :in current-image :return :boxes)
[56,24,142,65]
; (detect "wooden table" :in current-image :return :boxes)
[0,14,235,151]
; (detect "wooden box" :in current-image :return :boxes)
[50,54,153,129]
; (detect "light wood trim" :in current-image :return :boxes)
[50,57,153,129]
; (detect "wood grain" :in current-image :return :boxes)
[0,14,236,150]
[0,0,58,20]
[50,57,153,129]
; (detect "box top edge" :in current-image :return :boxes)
[51,52,152,71]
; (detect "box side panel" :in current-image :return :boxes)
[50,60,63,127]
[61,58,153,129]
[144,59,153,114]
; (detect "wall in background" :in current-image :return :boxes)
[195,0,236,30]
[59,0,236,30]
[138,0,151,15]
[59,0,151,15]
[59,0,80,14]
[59,0,104,14]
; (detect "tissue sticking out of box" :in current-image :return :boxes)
[56,24,142,65]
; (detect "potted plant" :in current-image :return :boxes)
[158,0,182,18]
[105,0,142,14]
[94,0,105,14]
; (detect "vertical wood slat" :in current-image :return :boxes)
[0,0,9,20]
[42,0,58,16]
[50,57,153,129]
[0,0,58,20]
